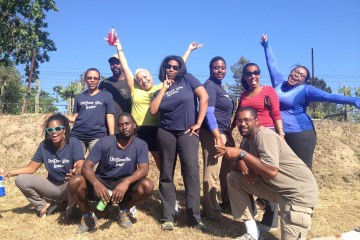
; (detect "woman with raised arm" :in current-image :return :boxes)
[150,55,209,231]
[113,38,202,170]
[0,113,84,221]
[261,34,360,169]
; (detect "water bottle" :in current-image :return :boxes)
[0,176,6,197]
[96,189,112,211]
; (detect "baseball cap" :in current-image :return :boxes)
[108,54,119,62]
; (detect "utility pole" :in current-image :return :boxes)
[311,48,316,116]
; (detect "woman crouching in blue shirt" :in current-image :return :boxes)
[150,55,208,231]
[261,34,360,169]
[0,113,84,220]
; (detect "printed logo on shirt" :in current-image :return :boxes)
[80,100,103,110]
[165,86,184,97]
[120,89,128,95]
[110,156,131,167]
[48,158,70,169]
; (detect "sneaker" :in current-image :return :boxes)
[194,222,208,232]
[161,221,175,230]
[77,212,97,234]
[129,206,137,218]
[117,210,132,229]
[235,233,256,240]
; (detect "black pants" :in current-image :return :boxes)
[157,127,201,226]
[285,130,317,169]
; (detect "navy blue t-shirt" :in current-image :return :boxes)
[87,135,149,181]
[202,78,234,134]
[32,137,84,183]
[155,73,202,131]
[71,90,115,140]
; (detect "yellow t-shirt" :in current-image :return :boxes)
[131,83,163,126]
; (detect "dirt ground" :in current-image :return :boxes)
[0,114,359,240]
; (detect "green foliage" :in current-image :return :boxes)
[228,57,250,100]
[0,64,25,114]
[27,88,58,113]
[308,77,338,119]
[0,0,58,81]
[53,79,84,101]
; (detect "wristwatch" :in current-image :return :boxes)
[239,150,247,160]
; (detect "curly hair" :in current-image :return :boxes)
[158,55,187,82]
[44,113,71,145]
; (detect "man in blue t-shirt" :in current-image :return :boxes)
[69,113,154,234]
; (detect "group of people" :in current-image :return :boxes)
[1,33,359,239]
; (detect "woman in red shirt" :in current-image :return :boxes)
[230,63,284,235]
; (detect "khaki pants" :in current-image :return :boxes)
[227,171,313,240]
[200,129,232,219]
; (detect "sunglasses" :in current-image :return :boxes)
[244,70,260,77]
[86,76,100,81]
[165,64,179,71]
[45,126,65,133]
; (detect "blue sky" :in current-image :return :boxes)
[18,0,360,97]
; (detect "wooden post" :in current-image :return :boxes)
[22,48,37,114]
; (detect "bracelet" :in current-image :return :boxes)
[280,132,285,136]
[6,172,11,178]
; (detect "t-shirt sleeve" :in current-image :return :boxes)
[71,138,85,162]
[87,138,104,164]
[205,84,217,107]
[185,74,202,91]
[73,95,80,114]
[105,92,115,114]
[32,143,44,163]
[137,140,149,164]
[256,131,280,168]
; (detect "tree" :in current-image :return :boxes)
[53,75,84,114]
[27,87,58,113]
[0,0,58,81]
[228,57,250,100]
[0,64,25,114]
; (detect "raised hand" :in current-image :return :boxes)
[260,34,268,47]
[188,41,203,51]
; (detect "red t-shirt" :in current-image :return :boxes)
[237,86,281,127]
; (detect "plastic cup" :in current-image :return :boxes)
[107,28,117,46]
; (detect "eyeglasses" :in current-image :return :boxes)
[235,118,255,125]
[165,64,179,71]
[292,69,306,79]
[86,76,100,81]
[244,71,260,77]
[45,126,65,133]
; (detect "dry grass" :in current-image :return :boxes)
[0,115,359,239]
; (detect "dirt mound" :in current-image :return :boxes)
[0,114,359,239]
